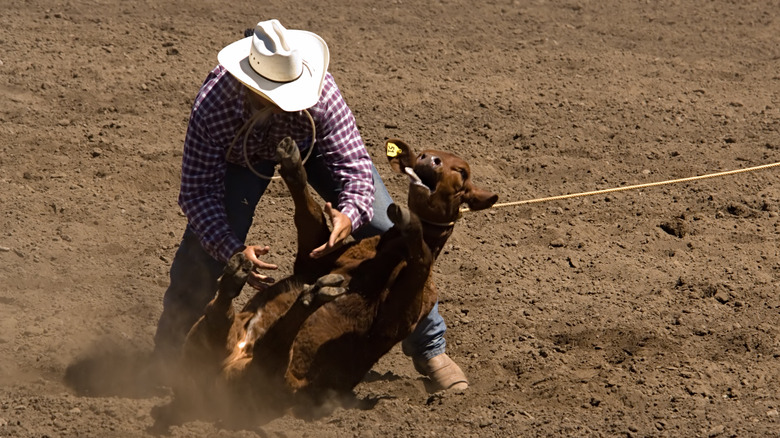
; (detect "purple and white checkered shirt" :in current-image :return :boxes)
[179,65,375,262]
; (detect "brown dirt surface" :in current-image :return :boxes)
[2,0,780,437]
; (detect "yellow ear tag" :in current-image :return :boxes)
[386,142,401,158]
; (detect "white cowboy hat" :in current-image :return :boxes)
[218,19,330,112]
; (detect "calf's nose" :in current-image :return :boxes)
[420,153,442,168]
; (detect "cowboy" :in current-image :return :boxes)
[153,19,468,391]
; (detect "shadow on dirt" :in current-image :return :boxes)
[148,386,389,436]
[64,339,394,435]
[63,338,168,398]
[363,369,404,383]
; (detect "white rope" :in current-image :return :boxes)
[460,160,780,213]
[226,108,317,180]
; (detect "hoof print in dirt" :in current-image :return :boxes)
[659,219,689,238]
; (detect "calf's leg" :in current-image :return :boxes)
[275,137,330,273]
[181,253,254,370]
[252,273,346,377]
[371,204,433,339]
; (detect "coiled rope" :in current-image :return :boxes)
[226,107,316,180]
[227,114,778,213]
[460,160,780,213]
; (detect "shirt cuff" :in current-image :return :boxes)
[340,204,363,232]
[218,236,246,264]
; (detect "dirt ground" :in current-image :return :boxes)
[2,0,780,436]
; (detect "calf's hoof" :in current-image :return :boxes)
[275,137,302,167]
[314,273,346,288]
[225,252,254,280]
[219,253,255,298]
[275,137,308,189]
[301,273,346,306]
[387,203,412,229]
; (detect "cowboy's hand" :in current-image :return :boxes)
[311,202,352,259]
[241,244,278,290]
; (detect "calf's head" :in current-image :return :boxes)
[386,139,498,224]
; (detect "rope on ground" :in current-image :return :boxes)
[460,160,780,213]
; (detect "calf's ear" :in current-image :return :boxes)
[465,184,499,211]
[386,139,417,174]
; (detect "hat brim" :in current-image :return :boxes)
[218,30,329,112]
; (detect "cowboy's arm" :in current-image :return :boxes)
[312,75,375,236]
[178,109,245,263]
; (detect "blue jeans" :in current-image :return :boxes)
[154,151,447,361]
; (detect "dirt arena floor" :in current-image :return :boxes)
[2,0,780,436]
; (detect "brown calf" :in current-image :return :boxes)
[168,137,497,422]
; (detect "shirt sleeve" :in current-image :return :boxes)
[313,75,375,231]
[178,74,245,263]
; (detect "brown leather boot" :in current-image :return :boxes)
[413,353,469,391]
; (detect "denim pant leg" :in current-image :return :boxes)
[305,153,447,361]
[303,154,394,238]
[154,162,275,357]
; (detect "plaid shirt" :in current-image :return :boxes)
[179,65,375,262]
